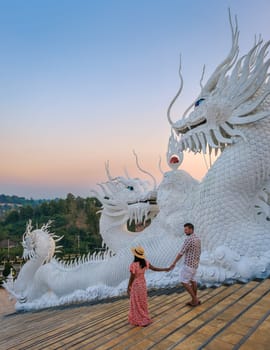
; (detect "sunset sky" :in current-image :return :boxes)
[1,0,270,199]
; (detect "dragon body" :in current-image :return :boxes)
[167,11,270,282]
[5,11,270,310]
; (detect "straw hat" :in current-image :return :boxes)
[131,246,146,259]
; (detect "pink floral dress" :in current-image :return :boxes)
[128,261,152,326]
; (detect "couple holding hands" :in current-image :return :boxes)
[127,223,201,327]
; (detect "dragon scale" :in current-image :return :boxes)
[195,120,270,255]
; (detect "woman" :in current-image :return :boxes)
[127,246,170,326]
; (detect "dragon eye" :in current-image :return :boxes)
[127,186,134,191]
[195,98,205,107]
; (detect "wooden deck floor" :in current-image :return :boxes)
[1,278,270,349]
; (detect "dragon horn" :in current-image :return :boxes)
[167,54,184,125]
[133,150,157,190]
[202,8,239,95]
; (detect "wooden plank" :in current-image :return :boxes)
[1,280,269,350]
[146,282,259,349]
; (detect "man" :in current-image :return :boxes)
[170,223,201,306]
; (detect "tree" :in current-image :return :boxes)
[5,210,20,224]
[19,205,34,220]
[0,194,103,259]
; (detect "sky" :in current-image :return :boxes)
[1,0,270,199]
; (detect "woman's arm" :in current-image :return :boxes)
[149,263,170,272]
[127,272,135,295]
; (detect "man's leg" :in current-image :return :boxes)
[191,280,201,304]
[182,282,199,305]
[180,266,200,306]
[191,280,197,296]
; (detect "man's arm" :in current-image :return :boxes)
[170,239,188,270]
[169,252,183,270]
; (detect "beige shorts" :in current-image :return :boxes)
[180,264,197,284]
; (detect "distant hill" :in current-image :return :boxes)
[0,194,47,205]
[0,194,48,218]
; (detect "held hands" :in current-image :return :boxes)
[164,264,175,272]
[169,263,176,271]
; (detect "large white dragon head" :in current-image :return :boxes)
[91,154,159,228]
[22,220,62,263]
[167,10,270,155]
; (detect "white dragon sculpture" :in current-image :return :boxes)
[5,11,270,310]
[167,11,270,283]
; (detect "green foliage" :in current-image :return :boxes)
[5,210,20,224]
[0,194,102,260]
[2,261,13,277]
[0,194,47,218]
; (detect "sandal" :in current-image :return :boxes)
[186,300,201,307]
